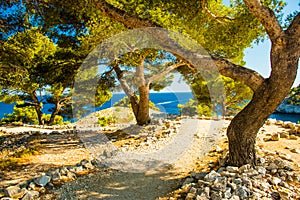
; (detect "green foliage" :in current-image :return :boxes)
[221,76,253,115]
[179,66,252,116]
[114,95,160,111]
[98,115,118,127]
[286,84,300,105]
[1,102,69,125]
[73,66,114,119]
[1,102,39,125]
[178,99,213,117]
[42,114,70,125]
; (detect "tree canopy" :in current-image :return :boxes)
[0,0,299,166]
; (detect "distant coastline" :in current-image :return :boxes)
[1,92,300,123]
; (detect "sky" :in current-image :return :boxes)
[162,0,300,92]
[244,0,300,87]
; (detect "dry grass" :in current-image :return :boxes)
[0,147,39,170]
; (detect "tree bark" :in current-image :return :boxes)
[31,92,44,125]
[49,102,61,125]
[227,36,299,166]
[113,63,151,125]
[135,85,151,125]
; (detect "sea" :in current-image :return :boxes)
[1,92,300,123]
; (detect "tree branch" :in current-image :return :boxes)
[201,1,234,24]
[112,64,134,97]
[91,1,265,91]
[286,12,300,39]
[92,0,160,28]
[213,57,265,92]
[243,0,284,42]
[146,61,186,85]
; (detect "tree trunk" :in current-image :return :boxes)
[136,85,151,125]
[49,102,61,125]
[227,38,299,166]
[129,85,151,125]
[31,92,44,125]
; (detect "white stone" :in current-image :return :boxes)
[271,177,282,185]
[226,166,239,173]
[257,166,267,176]
[224,188,232,199]
[36,174,51,187]
[259,157,266,164]
[215,145,223,153]
[229,195,240,200]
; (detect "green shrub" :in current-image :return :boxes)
[98,115,118,127]
[43,114,70,125]
[178,99,213,116]
[114,95,160,111]
[1,101,69,125]
[1,102,39,125]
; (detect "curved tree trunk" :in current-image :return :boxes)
[227,36,299,166]
[31,92,44,125]
[35,106,44,125]
[129,85,151,125]
[49,103,61,125]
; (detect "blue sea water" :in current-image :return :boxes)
[1,92,300,123]
[98,92,193,114]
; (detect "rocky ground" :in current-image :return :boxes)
[0,108,299,199]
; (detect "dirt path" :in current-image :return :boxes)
[0,130,91,190]
[52,119,228,200]
[1,116,299,200]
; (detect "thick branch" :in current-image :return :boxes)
[243,0,284,42]
[213,57,265,92]
[112,64,134,97]
[92,2,265,91]
[146,61,186,85]
[92,0,160,28]
[286,12,300,41]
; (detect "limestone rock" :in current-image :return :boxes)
[270,133,280,141]
[35,174,51,187]
[226,166,239,173]
[271,177,281,185]
[288,135,298,140]
[21,191,39,200]
[215,145,223,153]
[5,186,26,199]
[290,148,300,154]
[280,132,289,138]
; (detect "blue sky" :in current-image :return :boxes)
[244,0,300,87]
[164,0,300,92]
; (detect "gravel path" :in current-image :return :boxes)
[54,119,228,199]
